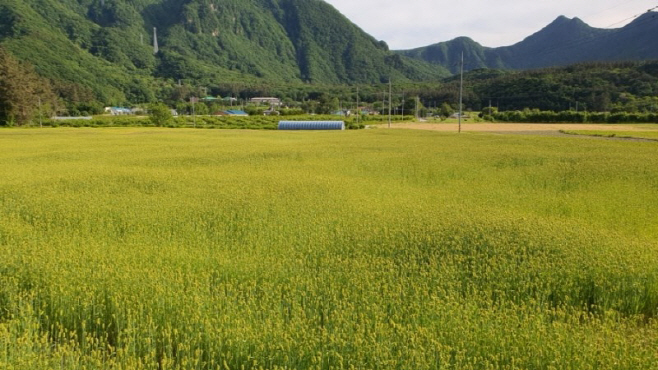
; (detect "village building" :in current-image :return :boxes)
[250,97,281,106]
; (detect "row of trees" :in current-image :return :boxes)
[491,109,658,124]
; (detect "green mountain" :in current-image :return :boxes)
[0,0,448,105]
[399,12,658,74]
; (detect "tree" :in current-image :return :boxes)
[439,102,453,118]
[591,92,611,112]
[301,100,319,114]
[480,106,498,116]
[0,47,57,126]
[194,102,209,115]
[167,85,192,105]
[318,94,339,114]
[479,106,498,122]
[148,103,172,126]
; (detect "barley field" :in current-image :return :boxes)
[1,128,657,370]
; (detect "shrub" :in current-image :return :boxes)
[148,103,173,127]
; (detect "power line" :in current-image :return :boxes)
[582,0,650,24]
[605,5,658,28]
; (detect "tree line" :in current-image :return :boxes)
[489,109,658,124]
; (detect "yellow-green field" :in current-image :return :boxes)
[1,128,657,370]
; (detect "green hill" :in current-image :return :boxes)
[0,0,448,105]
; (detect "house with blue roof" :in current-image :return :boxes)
[225,110,249,116]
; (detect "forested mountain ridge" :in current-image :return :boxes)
[0,0,448,105]
[399,12,658,74]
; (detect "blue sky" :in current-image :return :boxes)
[323,0,657,49]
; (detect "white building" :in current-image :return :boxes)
[250,97,281,106]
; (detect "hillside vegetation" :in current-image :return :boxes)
[0,0,447,105]
[417,61,658,112]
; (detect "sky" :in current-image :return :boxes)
[323,0,658,49]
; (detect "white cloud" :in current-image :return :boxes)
[324,0,657,49]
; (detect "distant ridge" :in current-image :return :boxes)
[398,12,658,73]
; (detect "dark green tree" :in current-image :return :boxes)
[439,102,453,118]
[318,94,339,114]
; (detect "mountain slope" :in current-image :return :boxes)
[0,0,448,105]
[399,12,658,73]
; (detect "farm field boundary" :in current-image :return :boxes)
[381,122,658,134]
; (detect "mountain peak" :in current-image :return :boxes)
[545,15,589,30]
[521,15,595,46]
[399,12,658,72]
[552,15,571,23]
[445,36,481,47]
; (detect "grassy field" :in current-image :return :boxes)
[1,128,657,369]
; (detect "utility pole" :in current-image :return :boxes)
[153,28,159,54]
[401,91,405,121]
[356,86,360,126]
[489,99,493,121]
[38,97,42,128]
[458,51,464,134]
[388,78,392,128]
[190,97,196,128]
[415,96,419,120]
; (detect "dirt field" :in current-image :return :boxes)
[380,123,657,133]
